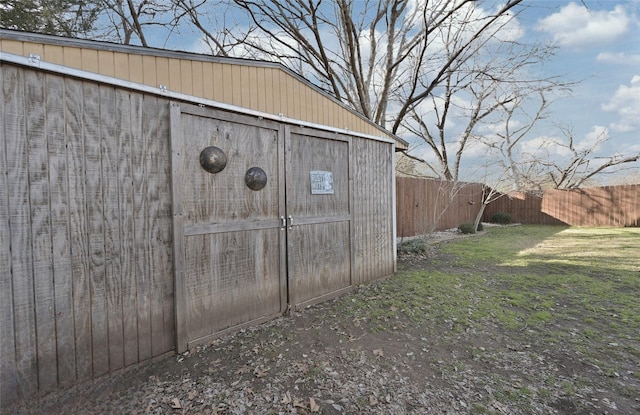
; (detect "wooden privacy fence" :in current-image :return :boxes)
[397,178,639,237]
[396,177,484,237]
[483,185,640,227]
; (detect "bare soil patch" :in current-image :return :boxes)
[15,229,640,415]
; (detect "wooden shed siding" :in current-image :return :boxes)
[0,63,175,406]
[63,44,82,67]
[1,51,398,406]
[0,57,17,406]
[352,138,396,284]
[0,37,398,143]
[3,63,39,400]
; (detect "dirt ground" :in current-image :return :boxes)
[15,230,640,415]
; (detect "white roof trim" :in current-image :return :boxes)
[1,50,397,145]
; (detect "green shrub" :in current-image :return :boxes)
[490,212,512,225]
[458,223,477,234]
[397,238,428,254]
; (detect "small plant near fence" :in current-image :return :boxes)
[490,212,512,225]
[397,238,428,254]
[458,222,483,234]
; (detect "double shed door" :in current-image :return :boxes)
[171,104,352,351]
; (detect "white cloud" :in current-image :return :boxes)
[602,75,640,132]
[536,3,631,49]
[596,52,640,65]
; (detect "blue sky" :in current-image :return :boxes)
[526,2,639,133]
[511,1,640,182]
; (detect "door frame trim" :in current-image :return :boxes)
[169,102,188,353]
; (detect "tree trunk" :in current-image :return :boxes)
[473,203,487,232]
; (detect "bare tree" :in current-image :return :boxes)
[176,0,525,132]
[93,0,190,46]
[526,127,640,190]
[402,19,569,183]
[171,0,257,56]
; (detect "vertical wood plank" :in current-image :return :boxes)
[65,76,93,383]
[100,85,124,373]
[390,144,397,271]
[236,65,250,108]
[180,60,192,96]
[132,91,151,362]
[5,65,39,399]
[168,59,181,95]
[347,136,356,285]
[26,69,59,394]
[184,234,209,343]
[83,80,109,378]
[270,69,283,116]
[312,94,320,125]
[202,62,214,101]
[128,53,144,84]
[155,56,170,90]
[368,140,376,274]
[278,125,288,312]
[114,52,130,80]
[369,140,378,273]
[142,55,157,87]
[247,66,258,109]
[62,46,81,67]
[81,48,98,74]
[98,50,115,77]
[256,67,267,112]
[322,96,330,126]
[118,91,139,367]
[336,100,345,131]
[352,138,362,283]
[288,76,299,120]
[43,44,64,65]
[299,83,309,123]
[210,62,224,102]
[170,102,187,353]
[262,68,273,115]
[143,96,174,356]
[0,63,18,408]
[192,60,203,100]
[232,65,242,107]
[46,73,76,387]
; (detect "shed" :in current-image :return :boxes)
[0,29,400,407]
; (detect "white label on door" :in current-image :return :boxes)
[310,171,334,194]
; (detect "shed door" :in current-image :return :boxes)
[171,105,352,351]
[285,127,352,309]
[171,104,287,351]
